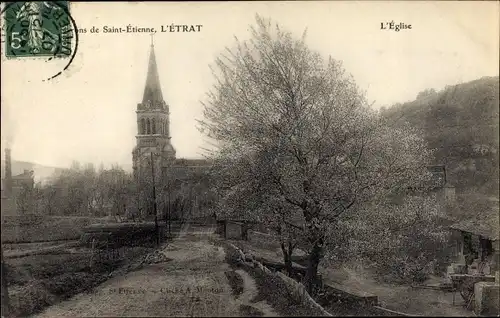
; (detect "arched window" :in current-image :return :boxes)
[146,118,151,134]
[161,119,165,135]
[140,118,145,135]
[152,118,156,134]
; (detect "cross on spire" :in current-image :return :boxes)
[150,32,155,47]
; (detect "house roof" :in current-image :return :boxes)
[13,169,34,179]
[450,207,499,241]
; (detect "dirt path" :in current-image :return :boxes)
[35,227,244,317]
[236,269,279,317]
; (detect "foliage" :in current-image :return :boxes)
[16,183,34,214]
[224,270,244,297]
[415,88,436,100]
[239,304,264,317]
[156,167,218,221]
[220,241,325,316]
[244,260,327,317]
[33,157,217,220]
[344,195,450,284]
[34,162,133,217]
[383,76,499,196]
[199,15,433,292]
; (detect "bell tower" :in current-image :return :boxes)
[132,36,176,182]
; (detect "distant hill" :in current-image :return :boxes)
[382,76,499,196]
[0,160,64,183]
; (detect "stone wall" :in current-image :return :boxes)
[226,242,332,316]
[369,306,418,316]
[474,281,500,316]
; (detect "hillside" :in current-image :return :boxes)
[382,76,499,196]
[0,160,63,183]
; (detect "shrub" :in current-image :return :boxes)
[347,196,450,284]
[224,270,244,297]
[239,304,264,316]
[9,281,57,317]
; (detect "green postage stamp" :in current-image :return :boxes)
[3,1,74,58]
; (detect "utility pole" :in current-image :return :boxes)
[164,188,169,239]
[163,195,170,238]
[163,171,172,238]
[168,181,172,237]
[151,152,159,246]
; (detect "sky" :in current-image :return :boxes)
[1,1,499,170]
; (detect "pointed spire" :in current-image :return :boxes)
[142,34,164,104]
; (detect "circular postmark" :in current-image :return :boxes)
[1,1,79,81]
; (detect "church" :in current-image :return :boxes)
[131,40,210,220]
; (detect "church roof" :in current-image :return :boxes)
[142,43,164,105]
[173,158,211,167]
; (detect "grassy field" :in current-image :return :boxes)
[4,246,153,317]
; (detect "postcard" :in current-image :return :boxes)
[1,2,499,317]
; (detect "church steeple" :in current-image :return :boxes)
[142,37,164,105]
[142,39,164,105]
[133,36,175,171]
[132,37,176,207]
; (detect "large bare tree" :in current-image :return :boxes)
[200,16,433,293]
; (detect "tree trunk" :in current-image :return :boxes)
[305,242,322,295]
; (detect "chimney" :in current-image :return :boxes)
[443,165,456,203]
[4,148,12,196]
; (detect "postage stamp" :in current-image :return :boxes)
[1,1,79,80]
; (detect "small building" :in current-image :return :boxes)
[215,213,261,240]
[1,148,36,216]
[447,207,499,316]
[11,169,35,190]
[225,220,245,240]
[449,208,499,275]
[2,172,35,216]
[216,219,250,240]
